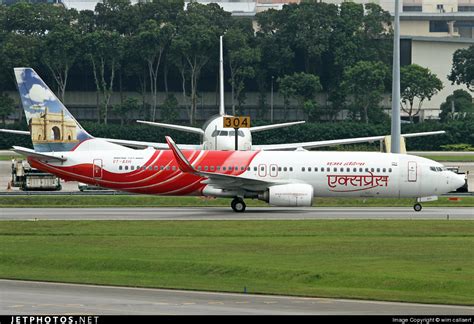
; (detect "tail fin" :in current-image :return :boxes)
[14,67,92,152]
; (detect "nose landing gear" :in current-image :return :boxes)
[231,197,246,212]
[413,203,422,212]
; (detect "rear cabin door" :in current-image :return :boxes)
[408,161,417,182]
[93,159,103,180]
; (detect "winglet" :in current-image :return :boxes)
[165,136,195,173]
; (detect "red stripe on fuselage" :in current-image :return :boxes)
[29,149,260,196]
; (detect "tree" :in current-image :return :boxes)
[439,89,474,122]
[400,64,443,123]
[448,45,474,92]
[40,27,81,102]
[112,96,140,125]
[278,72,322,121]
[226,22,260,115]
[342,61,389,124]
[134,20,175,121]
[171,3,230,124]
[0,93,15,125]
[160,94,180,123]
[95,0,138,35]
[276,2,338,74]
[84,30,123,124]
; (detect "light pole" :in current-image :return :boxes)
[270,76,274,123]
[390,0,401,153]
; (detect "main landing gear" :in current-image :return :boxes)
[413,203,422,212]
[231,197,246,213]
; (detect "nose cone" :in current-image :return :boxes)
[452,174,466,191]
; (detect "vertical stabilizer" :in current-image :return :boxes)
[14,67,92,152]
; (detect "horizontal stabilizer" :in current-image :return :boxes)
[0,129,30,135]
[12,146,67,162]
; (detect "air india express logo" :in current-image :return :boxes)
[326,161,389,192]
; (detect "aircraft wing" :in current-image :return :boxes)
[137,120,205,135]
[253,131,446,151]
[12,146,67,162]
[0,129,202,150]
[249,121,305,133]
[99,137,202,150]
[165,136,275,191]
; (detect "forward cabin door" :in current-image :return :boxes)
[408,161,417,182]
[93,159,103,180]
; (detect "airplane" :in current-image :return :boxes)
[9,67,465,212]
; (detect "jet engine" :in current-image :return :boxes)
[259,184,314,207]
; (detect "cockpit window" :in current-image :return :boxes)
[211,130,244,137]
[430,166,445,172]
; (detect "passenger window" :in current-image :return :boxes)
[210,166,215,171]
[346,168,350,172]
[289,167,293,172]
[160,166,164,170]
[340,168,344,172]
[278,167,282,171]
[283,167,287,172]
[166,166,170,171]
[172,166,176,171]
[376,168,380,173]
[302,167,305,172]
[125,166,129,170]
[334,168,337,172]
[321,167,324,172]
[353,168,357,172]
[223,167,227,171]
[383,168,386,172]
[359,168,363,172]
[197,166,201,171]
[154,166,158,171]
[314,167,318,172]
[365,168,369,172]
[217,166,221,171]
[254,167,257,171]
[119,166,122,170]
[389,168,392,173]
[131,166,135,170]
[204,166,208,171]
[308,167,312,172]
[371,168,374,172]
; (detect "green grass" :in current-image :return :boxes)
[0,220,472,305]
[0,195,473,207]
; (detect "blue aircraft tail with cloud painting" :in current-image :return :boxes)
[14,67,93,152]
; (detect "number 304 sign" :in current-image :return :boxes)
[223,116,251,128]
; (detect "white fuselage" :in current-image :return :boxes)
[29,141,465,200]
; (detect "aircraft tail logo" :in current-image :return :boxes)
[14,67,92,152]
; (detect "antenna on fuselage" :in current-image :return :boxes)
[219,35,225,116]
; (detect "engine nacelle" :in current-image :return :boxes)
[259,184,314,207]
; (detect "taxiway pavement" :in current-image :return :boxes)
[0,207,472,220]
[1,279,473,315]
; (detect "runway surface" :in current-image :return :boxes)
[0,207,472,220]
[1,279,473,315]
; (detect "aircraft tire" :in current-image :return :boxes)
[231,198,246,213]
[413,203,422,212]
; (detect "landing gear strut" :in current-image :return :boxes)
[413,203,422,212]
[231,197,246,213]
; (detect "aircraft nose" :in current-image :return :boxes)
[452,174,466,191]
